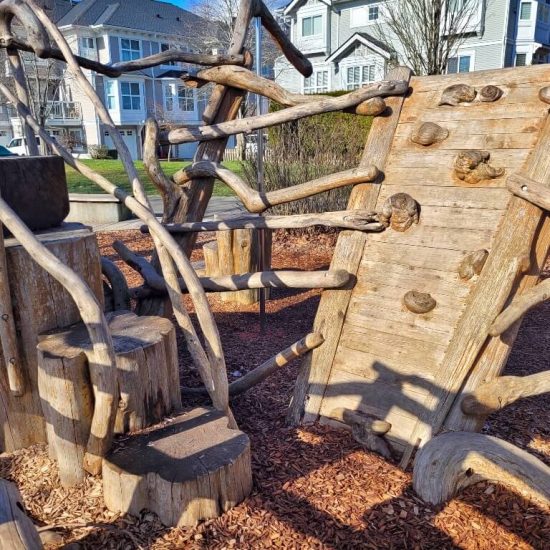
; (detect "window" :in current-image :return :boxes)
[304,70,328,93]
[120,82,141,110]
[346,65,376,90]
[120,39,140,61]
[161,43,176,66]
[520,2,532,20]
[105,80,116,110]
[165,84,195,112]
[447,54,472,73]
[539,3,550,23]
[302,15,322,37]
[80,37,95,50]
[350,5,380,27]
[515,53,527,66]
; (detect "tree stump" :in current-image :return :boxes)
[102,407,252,527]
[0,223,103,452]
[0,479,42,550]
[37,311,181,487]
[203,228,272,305]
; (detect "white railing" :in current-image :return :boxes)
[47,101,82,121]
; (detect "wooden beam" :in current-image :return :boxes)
[507,173,550,211]
[461,371,550,416]
[163,80,409,144]
[182,333,324,398]
[181,162,379,213]
[413,432,550,506]
[288,66,413,426]
[139,210,384,233]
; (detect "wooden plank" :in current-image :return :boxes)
[401,95,550,466]
[288,66,413,425]
[409,64,550,92]
[376,185,511,209]
[364,241,472,272]
[394,117,546,138]
[371,224,494,252]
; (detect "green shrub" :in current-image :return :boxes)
[88,144,110,159]
[242,92,373,221]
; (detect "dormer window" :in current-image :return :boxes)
[302,15,322,37]
[121,39,141,62]
[520,2,532,20]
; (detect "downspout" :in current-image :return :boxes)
[501,0,512,67]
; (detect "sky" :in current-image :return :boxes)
[162,0,287,10]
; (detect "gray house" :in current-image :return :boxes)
[3,0,206,159]
[275,0,550,93]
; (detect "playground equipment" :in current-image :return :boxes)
[0,0,548,539]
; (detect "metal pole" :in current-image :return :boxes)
[255,16,267,333]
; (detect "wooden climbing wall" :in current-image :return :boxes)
[302,65,550,453]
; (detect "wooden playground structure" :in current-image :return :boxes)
[0,0,548,545]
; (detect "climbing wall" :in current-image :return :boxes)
[314,65,550,453]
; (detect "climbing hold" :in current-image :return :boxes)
[459,249,489,280]
[379,193,420,232]
[454,150,505,184]
[403,291,436,314]
[411,122,449,146]
[479,85,503,102]
[438,84,476,106]
[539,86,550,105]
[356,97,387,116]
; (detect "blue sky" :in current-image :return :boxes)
[162,0,287,10]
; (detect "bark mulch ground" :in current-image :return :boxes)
[0,230,548,549]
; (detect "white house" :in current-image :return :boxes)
[2,0,207,159]
[275,0,550,93]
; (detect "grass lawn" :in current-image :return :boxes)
[65,159,243,196]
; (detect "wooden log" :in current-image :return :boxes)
[461,371,550,416]
[232,229,258,305]
[140,210,384,233]
[131,270,352,299]
[163,80,409,144]
[288,67,413,426]
[0,224,103,453]
[100,257,131,312]
[490,278,550,335]
[102,407,252,527]
[0,217,23,396]
[217,230,237,303]
[183,333,324,398]
[413,432,550,506]
[507,173,550,211]
[183,66,385,116]
[202,241,220,278]
[181,162,380,213]
[37,311,181,487]
[0,479,42,550]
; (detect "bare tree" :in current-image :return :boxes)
[377,0,481,75]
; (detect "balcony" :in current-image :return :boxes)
[47,101,82,123]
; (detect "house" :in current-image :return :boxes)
[274,0,550,94]
[3,0,207,159]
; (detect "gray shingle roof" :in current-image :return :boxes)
[51,0,77,22]
[57,0,203,37]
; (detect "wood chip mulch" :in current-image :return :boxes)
[0,229,548,549]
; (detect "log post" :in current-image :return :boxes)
[37,312,181,487]
[102,407,252,527]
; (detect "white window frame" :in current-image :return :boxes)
[119,37,142,62]
[105,80,117,111]
[302,69,329,94]
[515,52,528,66]
[120,81,142,111]
[446,50,475,74]
[519,2,532,21]
[350,4,381,28]
[164,83,196,113]
[345,64,377,90]
[300,14,323,38]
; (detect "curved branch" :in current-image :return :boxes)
[100,257,131,312]
[461,371,550,416]
[184,65,387,116]
[182,333,324,398]
[180,161,379,213]
[413,432,550,506]
[163,80,409,144]
[490,278,550,335]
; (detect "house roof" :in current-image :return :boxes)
[326,32,392,63]
[50,0,77,22]
[284,0,331,16]
[57,0,203,37]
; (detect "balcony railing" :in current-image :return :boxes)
[47,101,82,122]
